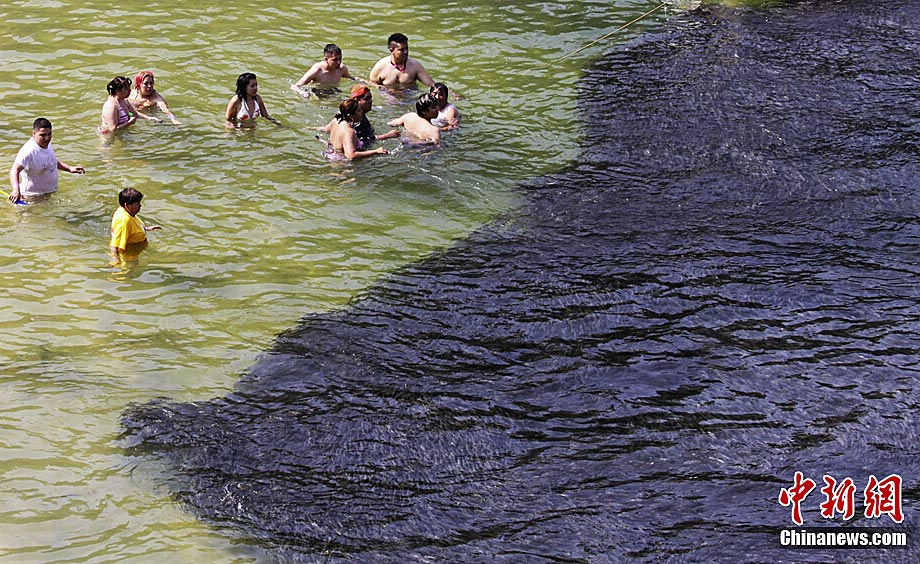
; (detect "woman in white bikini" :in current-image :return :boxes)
[430,82,460,130]
[225,72,280,129]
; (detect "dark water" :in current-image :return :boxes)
[122,0,920,560]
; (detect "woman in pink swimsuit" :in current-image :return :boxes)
[100,76,159,135]
[225,72,281,129]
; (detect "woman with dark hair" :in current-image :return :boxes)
[326,97,388,160]
[225,72,280,129]
[430,82,460,130]
[130,70,180,125]
[100,76,159,134]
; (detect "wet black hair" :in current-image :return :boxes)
[430,82,448,99]
[415,92,438,117]
[324,44,342,57]
[118,188,143,207]
[388,33,408,49]
[337,97,361,122]
[107,76,131,95]
[32,117,52,131]
[235,72,257,100]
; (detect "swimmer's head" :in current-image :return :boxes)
[235,72,258,99]
[415,92,439,120]
[388,33,409,64]
[32,117,52,131]
[338,97,362,121]
[324,44,343,69]
[107,76,131,96]
[350,84,370,99]
[135,70,154,92]
[430,83,448,108]
[118,187,143,207]
[31,118,52,148]
[388,33,408,49]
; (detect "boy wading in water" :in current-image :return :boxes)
[110,188,161,259]
[292,44,356,99]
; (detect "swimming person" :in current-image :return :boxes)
[291,44,356,99]
[326,98,388,161]
[430,83,460,130]
[100,76,160,134]
[316,84,399,147]
[9,118,84,203]
[369,33,436,90]
[225,72,281,129]
[387,93,441,142]
[130,70,180,124]
[109,187,160,258]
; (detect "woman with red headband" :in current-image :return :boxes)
[130,71,180,125]
[326,97,388,161]
[316,84,398,146]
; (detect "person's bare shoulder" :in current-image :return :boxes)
[369,57,387,82]
[407,57,426,73]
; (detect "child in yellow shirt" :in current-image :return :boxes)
[110,188,160,257]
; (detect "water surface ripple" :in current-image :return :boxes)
[123,1,920,560]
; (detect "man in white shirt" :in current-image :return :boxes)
[9,118,84,203]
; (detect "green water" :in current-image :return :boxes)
[0,1,674,560]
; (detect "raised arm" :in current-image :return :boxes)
[57,159,84,174]
[155,94,180,124]
[416,63,435,88]
[341,128,386,160]
[312,118,336,133]
[127,100,160,123]
[297,62,326,87]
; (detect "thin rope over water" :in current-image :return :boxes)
[559,3,667,61]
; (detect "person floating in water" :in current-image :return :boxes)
[225,72,281,129]
[325,97,389,161]
[369,33,436,90]
[109,187,160,259]
[387,92,441,143]
[430,82,460,130]
[291,44,356,99]
[130,70,181,125]
[8,118,84,203]
[100,76,160,134]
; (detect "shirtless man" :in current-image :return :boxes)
[369,33,435,90]
[387,92,441,143]
[292,44,354,99]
